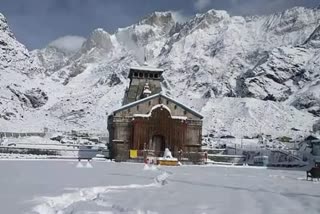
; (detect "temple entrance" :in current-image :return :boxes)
[149,135,165,157]
[132,105,187,157]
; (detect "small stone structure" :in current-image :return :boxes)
[108,65,203,161]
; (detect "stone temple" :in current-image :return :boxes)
[108,64,203,161]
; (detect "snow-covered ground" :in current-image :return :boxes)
[0,160,319,214]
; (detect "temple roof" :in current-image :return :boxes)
[112,93,204,119]
[129,66,164,72]
[128,66,163,78]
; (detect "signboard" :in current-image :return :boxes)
[130,150,138,158]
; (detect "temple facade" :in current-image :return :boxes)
[108,65,203,161]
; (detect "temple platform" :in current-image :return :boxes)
[157,157,179,166]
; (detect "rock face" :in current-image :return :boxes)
[7,86,48,108]
[0,7,320,138]
[313,120,320,134]
[238,47,313,101]
[24,88,48,108]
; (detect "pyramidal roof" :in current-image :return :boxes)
[112,93,203,119]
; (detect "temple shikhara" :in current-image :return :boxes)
[108,64,203,162]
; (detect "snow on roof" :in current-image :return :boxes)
[114,93,159,112]
[113,93,203,119]
[133,104,171,118]
[172,116,188,120]
[130,66,164,72]
[151,103,172,114]
[134,114,188,121]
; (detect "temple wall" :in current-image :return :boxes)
[109,95,203,160]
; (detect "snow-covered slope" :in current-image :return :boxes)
[1,7,320,139]
[0,12,47,129]
[202,98,315,139]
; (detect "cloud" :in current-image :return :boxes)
[194,0,212,11]
[170,10,190,23]
[48,35,86,53]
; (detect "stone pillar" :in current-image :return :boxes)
[111,140,129,162]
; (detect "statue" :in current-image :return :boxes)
[163,148,173,159]
[142,82,151,98]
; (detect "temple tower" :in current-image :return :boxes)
[122,65,163,105]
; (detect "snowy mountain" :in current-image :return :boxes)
[1,7,320,139]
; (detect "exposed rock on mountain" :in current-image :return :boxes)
[304,23,320,47]
[7,86,48,108]
[0,7,320,139]
[239,46,314,101]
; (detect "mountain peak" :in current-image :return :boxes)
[81,28,113,51]
[91,28,108,35]
[0,13,11,34]
[0,13,6,23]
[195,9,229,19]
[279,6,314,17]
[184,9,230,32]
[139,11,175,26]
[206,9,229,16]
[0,13,5,21]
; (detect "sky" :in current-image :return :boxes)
[1,0,319,50]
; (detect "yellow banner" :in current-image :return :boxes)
[130,150,138,158]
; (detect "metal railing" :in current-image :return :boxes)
[0,132,45,138]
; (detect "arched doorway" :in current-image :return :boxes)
[149,135,165,156]
[132,104,187,157]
